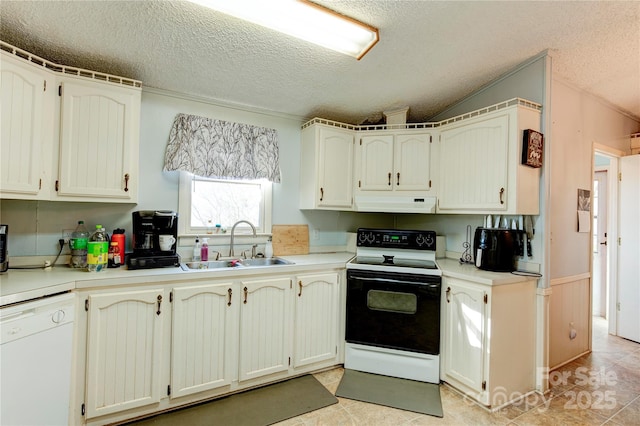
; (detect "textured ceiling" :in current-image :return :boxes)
[1,0,639,124]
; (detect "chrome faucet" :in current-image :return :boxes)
[229,220,257,258]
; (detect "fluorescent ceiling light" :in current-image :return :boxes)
[190,0,379,60]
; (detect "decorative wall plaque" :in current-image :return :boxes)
[522,129,544,168]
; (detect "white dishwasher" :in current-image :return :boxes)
[1,292,75,426]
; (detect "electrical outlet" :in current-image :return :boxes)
[62,229,74,243]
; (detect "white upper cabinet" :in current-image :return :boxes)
[437,101,542,214]
[357,132,433,192]
[0,51,52,199]
[357,134,394,190]
[56,79,140,201]
[299,122,355,210]
[0,42,141,203]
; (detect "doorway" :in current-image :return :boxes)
[592,168,608,318]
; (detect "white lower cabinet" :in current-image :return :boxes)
[238,277,292,382]
[170,282,238,398]
[441,276,537,409]
[85,288,166,419]
[78,269,342,425]
[293,273,339,368]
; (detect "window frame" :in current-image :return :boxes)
[177,171,272,237]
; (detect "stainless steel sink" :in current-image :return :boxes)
[182,257,293,270]
[240,257,293,267]
[182,260,240,270]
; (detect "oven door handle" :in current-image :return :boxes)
[350,275,440,287]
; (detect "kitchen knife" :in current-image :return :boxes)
[516,218,525,257]
[524,216,533,257]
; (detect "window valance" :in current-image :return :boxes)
[163,113,281,183]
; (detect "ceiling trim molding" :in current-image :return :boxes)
[141,86,306,123]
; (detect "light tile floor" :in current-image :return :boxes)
[279,317,640,425]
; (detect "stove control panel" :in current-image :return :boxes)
[356,228,437,250]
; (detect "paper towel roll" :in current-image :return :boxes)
[436,236,446,258]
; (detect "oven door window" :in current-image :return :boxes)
[367,290,417,314]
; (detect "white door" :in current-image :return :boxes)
[85,289,165,418]
[293,273,339,368]
[171,282,238,398]
[394,133,431,191]
[239,277,291,382]
[358,134,394,191]
[442,278,486,392]
[592,170,608,317]
[617,155,640,342]
[439,114,509,211]
[0,53,47,197]
[317,127,354,207]
[58,79,138,200]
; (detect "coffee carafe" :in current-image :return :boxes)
[128,211,180,269]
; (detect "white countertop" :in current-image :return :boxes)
[437,258,540,285]
[1,253,538,307]
[0,252,354,306]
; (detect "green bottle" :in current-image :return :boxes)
[87,225,109,272]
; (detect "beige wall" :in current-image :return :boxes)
[548,78,640,367]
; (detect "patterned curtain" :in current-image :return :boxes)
[163,113,281,183]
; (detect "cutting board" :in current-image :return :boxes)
[271,225,309,256]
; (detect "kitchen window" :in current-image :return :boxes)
[178,172,272,236]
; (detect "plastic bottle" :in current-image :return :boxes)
[108,242,121,268]
[206,220,213,235]
[193,237,201,261]
[265,236,273,258]
[109,229,125,268]
[87,225,109,272]
[201,238,209,262]
[69,220,89,268]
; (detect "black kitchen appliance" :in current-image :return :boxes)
[345,228,441,384]
[0,224,8,273]
[473,227,518,272]
[127,211,180,269]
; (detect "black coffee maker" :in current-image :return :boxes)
[127,211,180,269]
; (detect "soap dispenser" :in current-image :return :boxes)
[265,236,273,258]
[193,237,201,261]
[201,238,209,262]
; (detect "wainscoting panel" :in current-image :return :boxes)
[549,274,591,369]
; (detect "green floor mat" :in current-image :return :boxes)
[128,374,338,426]
[335,369,443,418]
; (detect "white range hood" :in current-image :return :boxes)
[354,195,437,214]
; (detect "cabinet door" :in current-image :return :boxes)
[442,278,487,393]
[171,282,238,398]
[57,79,139,201]
[318,127,354,207]
[394,133,431,191]
[239,277,291,382]
[85,289,165,419]
[439,114,509,211]
[358,134,394,191]
[293,273,339,368]
[0,53,47,197]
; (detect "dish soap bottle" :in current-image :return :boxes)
[201,238,209,262]
[193,237,201,261]
[265,236,273,258]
